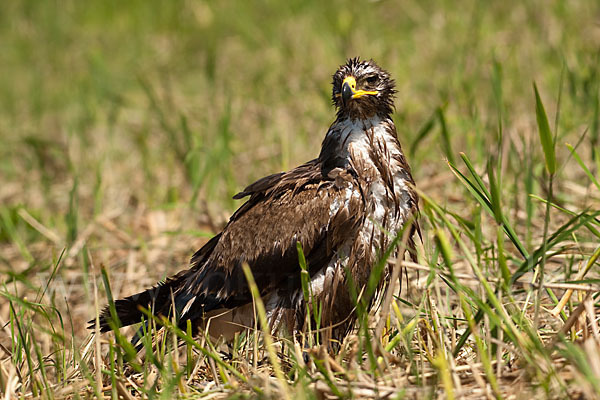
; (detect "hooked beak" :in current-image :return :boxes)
[338,76,378,106]
[342,80,353,105]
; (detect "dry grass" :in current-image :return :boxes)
[2,0,600,398]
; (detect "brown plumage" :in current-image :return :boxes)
[92,57,419,347]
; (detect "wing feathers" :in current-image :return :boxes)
[94,159,361,333]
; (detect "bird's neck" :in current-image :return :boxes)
[336,104,395,121]
[318,115,399,176]
[336,114,387,128]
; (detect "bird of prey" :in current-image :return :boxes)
[94,58,419,347]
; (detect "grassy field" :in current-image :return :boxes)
[1,0,600,398]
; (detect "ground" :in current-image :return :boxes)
[1,0,600,398]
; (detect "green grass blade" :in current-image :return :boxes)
[242,264,291,400]
[437,106,456,165]
[487,159,502,224]
[533,82,557,175]
[529,194,600,239]
[566,143,600,192]
[409,110,437,157]
[511,210,600,283]
[449,154,528,258]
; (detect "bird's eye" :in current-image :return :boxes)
[365,75,378,84]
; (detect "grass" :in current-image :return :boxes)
[1,0,600,398]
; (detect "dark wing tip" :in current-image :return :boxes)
[87,307,113,332]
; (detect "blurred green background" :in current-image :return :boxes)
[1,3,600,397]
[1,0,598,240]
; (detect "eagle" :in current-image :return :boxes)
[94,58,419,347]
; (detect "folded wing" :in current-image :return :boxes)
[94,159,363,334]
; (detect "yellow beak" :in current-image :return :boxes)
[339,76,378,104]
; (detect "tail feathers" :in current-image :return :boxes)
[89,265,189,331]
[91,234,223,333]
[89,273,225,336]
[91,280,175,332]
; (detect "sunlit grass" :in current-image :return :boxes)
[1,0,600,398]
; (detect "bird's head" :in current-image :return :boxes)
[332,57,396,119]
